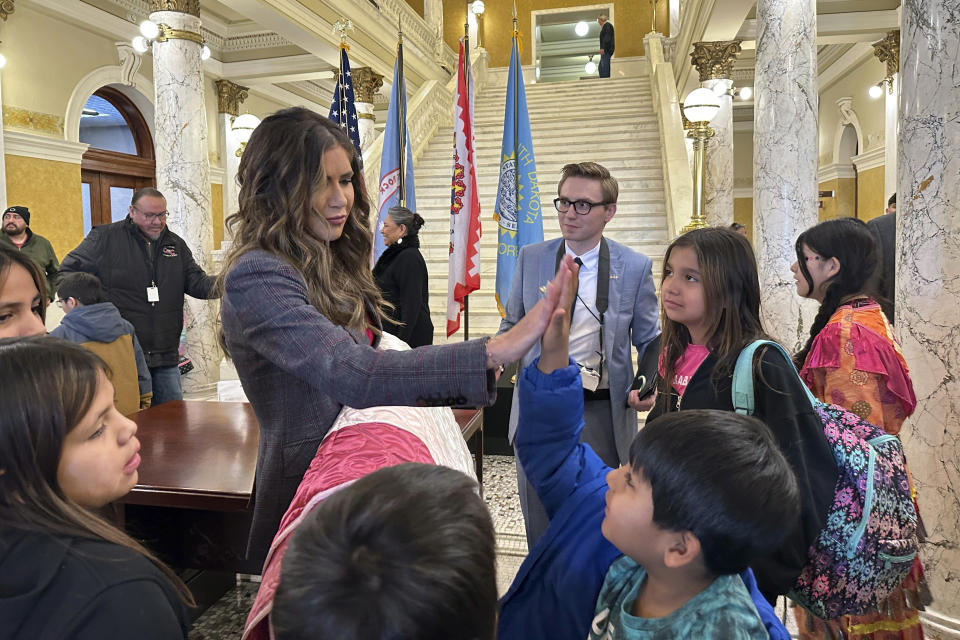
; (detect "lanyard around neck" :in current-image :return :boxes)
[555,237,609,323]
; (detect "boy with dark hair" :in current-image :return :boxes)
[51,272,152,413]
[272,463,497,640]
[498,260,800,639]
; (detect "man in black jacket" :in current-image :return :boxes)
[867,193,896,324]
[60,187,218,404]
[598,14,614,78]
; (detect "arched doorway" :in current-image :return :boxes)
[80,86,155,234]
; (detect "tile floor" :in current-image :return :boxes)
[187,454,800,639]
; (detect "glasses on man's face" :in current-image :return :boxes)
[133,206,169,222]
[554,197,609,216]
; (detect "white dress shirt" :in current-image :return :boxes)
[566,241,607,389]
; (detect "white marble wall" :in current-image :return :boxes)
[703,78,734,227]
[897,0,960,631]
[0,72,7,210]
[884,74,899,203]
[150,9,219,393]
[752,0,819,351]
[355,102,377,151]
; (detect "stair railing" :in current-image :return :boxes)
[644,33,693,238]
[362,49,489,208]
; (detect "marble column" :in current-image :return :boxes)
[150,0,218,393]
[752,0,819,351]
[873,30,900,203]
[352,67,383,151]
[213,79,248,249]
[897,1,960,631]
[691,41,740,228]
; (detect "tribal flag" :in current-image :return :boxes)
[446,38,482,337]
[328,44,362,156]
[374,53,416,262]
[494,32,543,315]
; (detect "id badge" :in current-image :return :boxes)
[147,286,160,302]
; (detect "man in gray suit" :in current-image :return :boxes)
[498,162,660,548]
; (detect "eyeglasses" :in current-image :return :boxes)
[554,197,610,215]
[133,206,169,222]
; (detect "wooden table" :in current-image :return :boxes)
[454,408,484,495]
[120,401,259,511]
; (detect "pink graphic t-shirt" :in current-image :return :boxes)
[659,344,710,397]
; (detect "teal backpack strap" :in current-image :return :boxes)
[732,339,820,414]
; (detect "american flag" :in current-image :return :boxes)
[328,45,362,157]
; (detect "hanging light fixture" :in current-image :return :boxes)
[232,113,262,156]
[585,55,597,75]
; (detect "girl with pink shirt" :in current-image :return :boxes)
[644,227,837,604]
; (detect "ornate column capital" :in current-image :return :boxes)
[690,40,742,81]
[150,0,200,17]
[352,67,384,104]
[872,29,900,79]
[215,80,249,116]
[0,0,14,21]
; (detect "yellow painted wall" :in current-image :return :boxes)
[4,155,84,258]
[734,197,753,243]
[211,183,224,250]
[817,177,856,222]
[857,166,886,222]
[405,0,425,17]
[443,0,665,68]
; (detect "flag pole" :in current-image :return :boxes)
[397,16,407,207]
[513,5,520,231]
[462,4,471,342]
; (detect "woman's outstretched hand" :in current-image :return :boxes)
[485,255,579,371]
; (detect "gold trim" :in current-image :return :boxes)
[357,112,375,121]
[0,0,15,21]
[215,80,249,116]
[155,24,203,45]
[150,0,200,17]
[690,40,742,81]
[873,29,900,93]
[3,107,64,136]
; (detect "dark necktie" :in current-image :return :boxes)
[572,257,583,321]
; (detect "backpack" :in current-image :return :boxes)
[732,340,918,620]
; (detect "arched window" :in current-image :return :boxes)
[80,87,156,234]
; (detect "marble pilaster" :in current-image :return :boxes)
[150,4,219,392]
[0,69,7,210]
[897,0,960,629]
[352,67,383,151]
[752,0,819,351]
[214,80,248,248]
[874,30,900,203]
[691,41,740,228]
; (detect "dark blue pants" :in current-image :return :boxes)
[599,52,612,78]
[149,365,183,405]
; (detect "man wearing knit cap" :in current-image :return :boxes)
[1,205,60,300]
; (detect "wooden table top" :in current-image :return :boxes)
[120,401,260,511]
[120,403,481,512]
[453,408,483,439]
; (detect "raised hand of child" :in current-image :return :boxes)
[485,255,576,370]
[538,255,579,374]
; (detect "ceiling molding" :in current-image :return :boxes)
[818,43,875,91]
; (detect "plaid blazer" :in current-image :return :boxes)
[221,250,494,565]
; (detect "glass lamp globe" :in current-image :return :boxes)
[575,21,589,37]
[471,0,485,15]
[139,20,161,40]
[585,60,597,75]
[232,113,262,144]
[682,87,721,123]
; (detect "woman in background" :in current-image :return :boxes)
[373,205,434,347]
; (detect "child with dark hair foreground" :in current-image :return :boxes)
[498,264,800,640]
[271,463,497,640]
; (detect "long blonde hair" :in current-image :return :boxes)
[217,108,385,351]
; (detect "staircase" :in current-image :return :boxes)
[412,76,671,344]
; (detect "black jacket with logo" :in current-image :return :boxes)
[60,217,217,368]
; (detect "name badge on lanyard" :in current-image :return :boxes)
[147,285,159,302]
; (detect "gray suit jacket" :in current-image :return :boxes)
[498,237,660,461]
[221,250,495,565]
